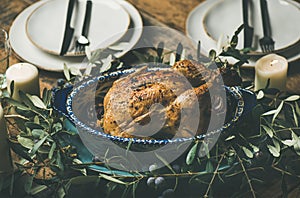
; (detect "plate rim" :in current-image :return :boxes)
[9,0,143,72]
[185,0,300,66]
[25,0,131,57]
[202,0,300,56]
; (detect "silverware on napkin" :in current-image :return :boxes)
[60,0,76,56]
[242,0,254,48]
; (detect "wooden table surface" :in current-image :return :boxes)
[1,0,300,197]
[1,0,299,93]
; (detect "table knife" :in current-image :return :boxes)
[60,0,76,56]
[242,0,254,48]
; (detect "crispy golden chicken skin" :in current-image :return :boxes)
[99,60,239,139]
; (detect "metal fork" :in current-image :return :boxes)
[75,0,92,53]
[259,0,275,53]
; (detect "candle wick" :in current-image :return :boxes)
[270,59,279,66]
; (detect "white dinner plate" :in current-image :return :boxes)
[9,0,143,72]
[26,0,130,56]
[186,0,300,66]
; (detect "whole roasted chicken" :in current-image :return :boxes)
[100,60,241,139]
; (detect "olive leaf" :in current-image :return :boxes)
[289,104,299,127]
[4,97,30,111]
[291,130,300,156]
[147,55,155,62]
[249,143,259,153]
[261,125,274,138]
[29,95,47,109]
[205,161,214,173]
[180,49,186,60]
[293,140,300,156]
[52,122,63,133]
[272,101,284,124]
[230,35,238,49]
[230,24,244,49]
[9,139,34,162]
[99,173,126,185]
[262,101,284,124]
[295,102,300,117]
[219,48,249,64]
[186,142,199,165]
[24,174,35,194]
[157,41,164,61]
[256,90,264,100]
[29,135,49,155]
[56,151,64,171]
[100,55,113,73]
[25,122,44,130]
[63,63,71,81]
[29,185,48,196]
[72,159,87,176]
[19,91,38,111]
[209,50,217,60]
[67,176,100,186]
[273,139,280,151]
[9,80,14,98]
[116,62,124,69]
[31,129,45,139]
[132,51,148,62]
[225,135,235,141]
[48,142,56,159]
[34,116,40,124]
[69,66,82,77]
[42,88,52,107]
[169,53,176,66]
[241,146,254,159]
[281,139,296,147]
[267,145,280,158]
[85,46,92,61]
[284,95,300,102]
[175,42,183,61]
[17,135,34,150]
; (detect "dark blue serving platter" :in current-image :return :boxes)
[52,68,257,174]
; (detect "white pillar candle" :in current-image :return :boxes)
[254,54,288,91]
[6,63,40,101]
[0,104,13,174]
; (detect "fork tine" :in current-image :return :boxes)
[75,44,82,54]
[74,43,84,54]
[266,45,270,53]
[270,44,274,52]
[261,44,265,53]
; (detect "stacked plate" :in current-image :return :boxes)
[186,0,300,66]
[9,0,143,72]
